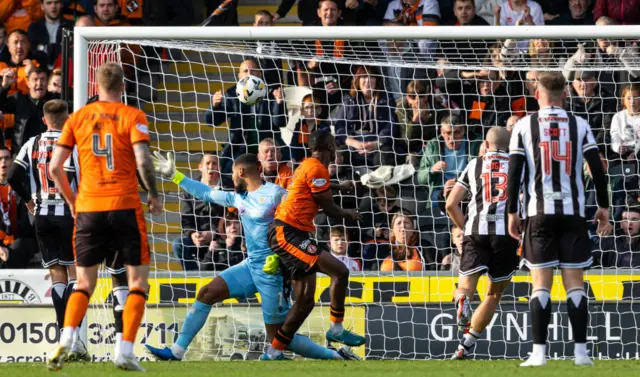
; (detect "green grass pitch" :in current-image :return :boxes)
[2,360,640,377]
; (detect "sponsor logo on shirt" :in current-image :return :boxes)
[136,124,149,134]
[312,178,327,187]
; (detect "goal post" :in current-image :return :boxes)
[72,25,640,361]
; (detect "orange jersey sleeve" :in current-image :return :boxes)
[58,114,77,148]
[275,158,330,232]
[69,102,148,213]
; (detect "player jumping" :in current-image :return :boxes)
[507,72,612,367]
[445,127,520,360]
[46,62,162,371]
[263,130,365,361]
[147,152,360,361]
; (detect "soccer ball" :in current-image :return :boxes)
[236,75,267,106]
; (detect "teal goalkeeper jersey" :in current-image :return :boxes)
[178,177,286,266]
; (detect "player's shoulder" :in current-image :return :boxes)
[528,0,544,11]
[301,157,327,171]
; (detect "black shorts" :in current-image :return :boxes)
[74,207,149,269]
[268,220,321,279]
[36,215,75,268]
[522,215,592,269]
[460,235,519,282]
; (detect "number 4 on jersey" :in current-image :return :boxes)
[92,133,114,171]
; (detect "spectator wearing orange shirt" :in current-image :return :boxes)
[379,211,424,272]
[258,138,293,189]
[0,0,44,36]
[0,29,45,96]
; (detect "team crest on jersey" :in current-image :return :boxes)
[299,239,311,250]
[239,206,246,216]
[258,196,265,204]
[312,178,327,187]
[136,124,149,134]
[307,244,317,254]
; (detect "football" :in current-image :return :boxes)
[236,74,267,106]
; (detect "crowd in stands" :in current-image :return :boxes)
[0,0,639,273]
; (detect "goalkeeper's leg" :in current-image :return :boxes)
[145,262,260,361]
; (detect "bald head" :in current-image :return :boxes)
[486,127,510,150]
[75,15,95,27]
[596,16,616,26]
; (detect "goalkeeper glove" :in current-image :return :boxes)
[152,151,185,184]
[263,254,280,275]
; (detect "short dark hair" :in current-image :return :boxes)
[7,29,28,40]
[233,153,260,169]
[44,99,68,117]
[94,0,117,5]
[308,130,334,152]
[28,66,49,78]
[453,0,475,7]
[318,0,338,7]
[537,72,566,97]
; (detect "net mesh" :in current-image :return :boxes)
[81,33,640,361]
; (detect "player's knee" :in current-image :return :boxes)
[49,265,68,282]
[485,290,503,302]
[196,279,226,304]
[333,261,350,282]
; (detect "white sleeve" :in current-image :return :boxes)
[14,139,32,169]
[383,0,397,20]
[499,3,508,25]
[421,0,440,17]
[610,112,622,154]
[531,1,545,25]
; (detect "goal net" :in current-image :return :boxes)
[75,25,640,361]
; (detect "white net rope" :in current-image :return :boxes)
[82,34,640,361]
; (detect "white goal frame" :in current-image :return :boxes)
[72,25,640,111]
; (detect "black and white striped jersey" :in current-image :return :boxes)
[456,151,510,236]
[14,130,79,217]
[508,107,598,218]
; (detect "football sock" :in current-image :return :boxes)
[51,282,67,330]
[329,306,344,334]
[530,288,551,351]
[64,290,90,329]
[461,328,481,349]
[566,288,588,347]
[122,289,146,350]
[271,328,295,353]
[288,334,339,360]
[112,286,129,335]
[173,300,212,357]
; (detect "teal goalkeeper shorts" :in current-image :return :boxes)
[219,259,290,324]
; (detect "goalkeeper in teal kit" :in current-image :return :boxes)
[146,152,361,361]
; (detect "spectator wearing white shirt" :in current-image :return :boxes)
[329,226,361,272]
[610,83,640,160]
[383,0,440,61]
[494,0,544,52]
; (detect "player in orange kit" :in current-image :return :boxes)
[46,62,161,371]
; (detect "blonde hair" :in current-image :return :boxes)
[97,62,124,93]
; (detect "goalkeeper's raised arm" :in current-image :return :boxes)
[153,151,233,208]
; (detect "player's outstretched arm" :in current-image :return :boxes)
[152,151,233,208]
[133,142,162,215]
[49,146,76,213]
[313,189,361,221]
